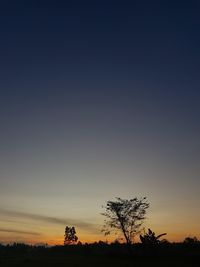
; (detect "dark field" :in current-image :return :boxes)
[0,243,199,267]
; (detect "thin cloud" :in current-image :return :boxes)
[0,228,41,236]
[0,209,99,233]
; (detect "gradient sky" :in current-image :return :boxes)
[0,0,200,244]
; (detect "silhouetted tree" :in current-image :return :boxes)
[140,228,167,245]
[184,236,199,244]
[64,226,78,245]
[101,197,149,248]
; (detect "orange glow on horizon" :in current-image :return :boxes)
[2,231,196,246]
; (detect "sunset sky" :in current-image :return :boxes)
[0,0,200,245]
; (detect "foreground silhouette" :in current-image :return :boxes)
[140,229,167,245]
[0,241,199,267]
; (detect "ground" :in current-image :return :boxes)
[0,244,199,267]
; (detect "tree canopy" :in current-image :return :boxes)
[102,197,149,245]
[64,226,78,245]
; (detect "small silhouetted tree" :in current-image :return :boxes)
[101,197,149,248]
[140,229,167,245]
[184,236,199,245]
[64,226,78,245]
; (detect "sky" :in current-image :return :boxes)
[0,0,200,245]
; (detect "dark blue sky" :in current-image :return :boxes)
[0,0,200,243]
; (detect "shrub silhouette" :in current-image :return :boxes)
[140,228,167,245]
[184,236,199,244]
